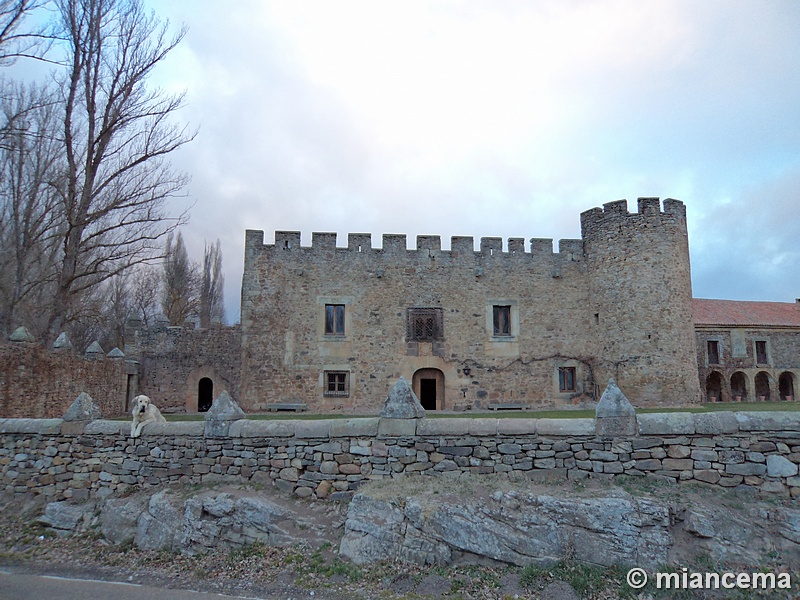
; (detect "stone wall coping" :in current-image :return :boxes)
[735,411,800,432]
[637,412,696,435]
[1,412,800,439]
[0,418,63,434]
[84,420,128,435]
[536,418,595,436]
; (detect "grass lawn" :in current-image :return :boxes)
[157,400,800,422]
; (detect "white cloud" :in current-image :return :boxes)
[141,0,800,321]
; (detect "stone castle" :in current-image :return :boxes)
[239,197,698,411]
[2,197,799,417]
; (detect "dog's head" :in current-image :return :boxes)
[133,394,151,414]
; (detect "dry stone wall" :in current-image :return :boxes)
[1,411,799,503]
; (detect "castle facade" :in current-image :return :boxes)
[238,197,701,411]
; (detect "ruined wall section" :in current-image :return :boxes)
[581,198,701,405]
[125,322,241,413]
[241,230,592,412]
[0,343,127,418]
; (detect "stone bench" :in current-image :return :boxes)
[265,403,308,412]
[487,402,529,411]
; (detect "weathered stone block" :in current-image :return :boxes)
[330,418,379,438]
[537,418,594,436]
[468,419,498,436]
[378,418,417,437]
[381,377,424,419]
[667,445,691,459]
[725,463,766,476]
[767,455,798,478]
[496,419,537,435]
[736,412,800,432]
[635,459,662,471]
[694,412,738,435]
[589,450,617,462]
[662,458,693,471]
[637,413,695,435]
[293,420,331,439]
[595,379,637,436]
[416,418,470,436]
[62,392,102,422]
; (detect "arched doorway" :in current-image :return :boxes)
[198,377,214,412]
[412,368,445,410]
[755,372,771,401]
[730,372,748,402]
[705,371,723,402]
[779,372,795,401]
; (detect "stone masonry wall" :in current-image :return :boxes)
[0,343,128,419]
[1,411,799,503]
[125,323,242,413]
[240,198,699,412]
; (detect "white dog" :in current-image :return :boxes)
[130,394,166,438]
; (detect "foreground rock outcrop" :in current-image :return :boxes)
[339,478,800,570]
[119,489,342,553]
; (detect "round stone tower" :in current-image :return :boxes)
[581,198,701,405]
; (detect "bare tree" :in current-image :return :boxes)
[0,80,63,337]
[45,0,194,340]
[129,264,160,326]
[0,0,48,65]
[199,238,224,327]
[161,230,196,325]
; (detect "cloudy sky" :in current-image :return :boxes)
[142,1,800,323]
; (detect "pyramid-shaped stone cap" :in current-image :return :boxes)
[107,347,125,358]
[85,341,104,354]
[205,390,246,422]
[62,392,103,421]
[53,332,73,349]
[9,326,35,342]
[596,378,636,418]
[381,377,425,419]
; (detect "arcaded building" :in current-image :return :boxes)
[238,198,702,411]
[694,299,800,403]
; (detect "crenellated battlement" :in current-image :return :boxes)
[580,197,687,237]
[245,229,584,261]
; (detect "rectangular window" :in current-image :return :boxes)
[407,308,443,341]
[324,304,345,335]
[707,340,720,365]
[558,367,576,392]
[755,340,768,364]
[324,371,349,397]
[493,305,511,336]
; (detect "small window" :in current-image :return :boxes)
[755,340,768,364]
[558,367,576,392]
[493,305,511,336]
[325,304,345,336]
[707,340,720,365]
[324,371,349,397]
[407,308,443,341]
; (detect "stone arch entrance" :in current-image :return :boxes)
[779,372,795,401]
[198,377,214,412]
[705,371,724,402]
[413,368,445,410]
[755,371,772,401]
[730,371,748,402]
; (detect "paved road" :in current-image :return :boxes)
[0,569,274,600]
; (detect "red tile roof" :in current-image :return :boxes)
[693,298,800,327]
